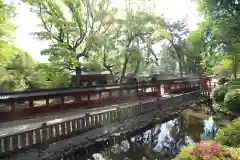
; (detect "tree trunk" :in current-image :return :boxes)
[232,55,238,79]
[75,66,82,87]
[119,38,133,83]
[134,60,141,74]
[177,57,183,77]
[134,37,141,74]
[173,45,184,77]
[74,66,82,102]
[119,54,130,83]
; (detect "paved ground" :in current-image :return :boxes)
[0,98,158,137]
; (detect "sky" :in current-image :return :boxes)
[11,0,200,63]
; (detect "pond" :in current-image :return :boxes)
[70,108,231,160]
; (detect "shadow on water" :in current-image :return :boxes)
[72,109,228,160]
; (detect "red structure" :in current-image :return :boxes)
[150,74,212,96]
[71,71,112,86]
[0,77,213,122]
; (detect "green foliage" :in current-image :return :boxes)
[8,0,240,88]
[218,77,229,85]
[212,79,240,115]
[0,0,15,38]
[213,61,233,78]
[36,63,71,88]
[224,89,240,113]
[174,140,240,160]
[0,52,49,91]
[185,21,210,75]
[0,50,71,91]
[197,0,240,78]
[0,0,17,64]
[210,85,227,103]
[23,0,117,71]
[230,147,240,159]
[215,120,240,147]
[227,85,240,91]
[225,79,240,86]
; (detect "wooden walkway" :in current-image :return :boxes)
[0,98,155,137]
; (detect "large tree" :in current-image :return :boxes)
[164,20,189,77]
[89,5,167,83]
[0,0,18,63]
[22,0,117,85]
[198,0,240,78]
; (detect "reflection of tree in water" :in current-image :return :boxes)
[84,115,217,160]
[161,116,190,158]
[98,117,191,160]
[182,114,204,142]
[101,126,168,160]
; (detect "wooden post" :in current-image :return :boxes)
[141,102,144,113]
[110,110,114,122]
[88,93,91,101]
[75,66,81,87]
[85,113,90,128]
[60,96,64,105]
[159,84,162,97]
[116,107,122,122]
[41,123,49,149]
[209,80,212,91]
[74,66,81,102]
[127,89,130,96]
[109,91,112,98]
[99,92,102,99]
[10,99,15,113]
[46,98,49,106]
[119,89,123,97]
[29,100,34,108]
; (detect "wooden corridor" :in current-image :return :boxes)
[0,89,210,158]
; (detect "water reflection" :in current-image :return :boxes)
[75,113,218,160]
[201,117,217,141]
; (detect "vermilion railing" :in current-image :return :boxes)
[0,77,213,122]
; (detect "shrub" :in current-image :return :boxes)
[224,89,240,113]
[227,85,240,91]
[210,85,227,103]
[215,120,240,147]
[229,147,240,159]
[224,79,240,87]
[174,140,240,160]
[218,77,229,85]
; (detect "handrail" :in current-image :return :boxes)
[0,82,156,100]
[0,77,208,100]
[0,90,203,138]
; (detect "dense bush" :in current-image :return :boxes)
[224,79,240,87]
[173,140,240,160]
[210,85,227,103]
[215,120,240,147]
[227,85,240,90]
[211,79,240,114]
[224,89,240,113]
[218,77,229,85]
